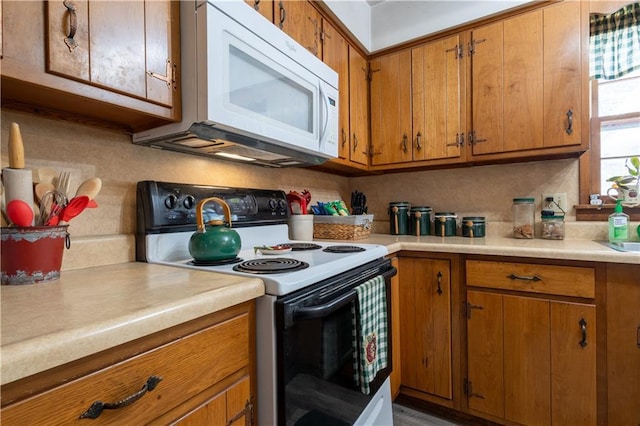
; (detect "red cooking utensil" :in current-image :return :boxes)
[58,195,90,225]
[6,199,34,227]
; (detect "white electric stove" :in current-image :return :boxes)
[136,181,395,426]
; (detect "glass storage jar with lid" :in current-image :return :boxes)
[513,198,535,239]
[541,210,565,240]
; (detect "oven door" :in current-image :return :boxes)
[275,259,396,426]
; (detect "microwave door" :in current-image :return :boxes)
[206,4,322,153]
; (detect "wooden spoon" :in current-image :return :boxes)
[74,177,102,200]
[34,182,55,204]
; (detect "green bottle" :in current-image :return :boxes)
[608,200,629,242]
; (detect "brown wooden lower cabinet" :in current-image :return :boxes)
[397,253,463,410]
[1,302,256,426]
[606,263,640,425]
[393,254,638,426]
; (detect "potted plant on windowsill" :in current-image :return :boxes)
[606,156,640,207]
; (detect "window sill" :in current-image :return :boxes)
[575,204,640,221]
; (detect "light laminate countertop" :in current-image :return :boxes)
[357,234,640,264]
[1,235,637,387]
[0,262,264,386]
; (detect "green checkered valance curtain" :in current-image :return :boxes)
[590,2,640,80]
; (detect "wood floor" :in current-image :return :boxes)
[393,403,461,426]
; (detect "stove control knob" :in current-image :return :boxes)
[183,195,195,209]
[268,198,278,210]
[277,199,288,211]
[164,194,178,209]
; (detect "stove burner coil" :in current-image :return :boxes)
[322,245,366,253]
[233,258,309,274]
[285,243,322,251]
[189,257,243,266]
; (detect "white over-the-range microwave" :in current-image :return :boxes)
[133,0,339,168]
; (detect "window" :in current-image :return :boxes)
[579,2,640,218]
[591,70,640,196]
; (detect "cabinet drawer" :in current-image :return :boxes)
[1,312,249,425]
[466,260,594,298]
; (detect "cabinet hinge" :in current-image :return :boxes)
[468,38,486,56]
[367,65,380,82]
[147,58,177,90]
[463,301,484,319]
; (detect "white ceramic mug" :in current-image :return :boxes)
[607,184,640,207]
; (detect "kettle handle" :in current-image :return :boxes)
[196,197,233,232]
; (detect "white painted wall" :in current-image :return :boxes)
[323,0,536,52]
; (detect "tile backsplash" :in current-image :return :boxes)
[2,109,615,250]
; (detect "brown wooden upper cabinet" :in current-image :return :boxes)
[370,34,467,168]
[244,0,274,22]
[348,46,370,166]
[276,0,321,58]
[470,1,585,158]
[321,19,351,162]
[1,0,180,131]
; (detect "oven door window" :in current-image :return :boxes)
[278,288,391,425]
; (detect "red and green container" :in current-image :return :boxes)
[1,226,69,285]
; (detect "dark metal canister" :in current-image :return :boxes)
[462,216,486,238]
[434,212,457,237]
[409,206,432,236]
[388,202,410,235]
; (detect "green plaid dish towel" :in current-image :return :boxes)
[351,274,388,395]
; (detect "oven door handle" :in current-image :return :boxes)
[293,289,357,321]
[292,267,396,321]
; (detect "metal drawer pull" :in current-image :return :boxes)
[79,375,162,420]
[579,318,587,348]
[507,273,541,282]
[63,0,78,52]
[436,271,443,295]
[637,325,639,349]
[565,109,574,135]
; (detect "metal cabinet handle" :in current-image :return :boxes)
[253,0,260,11]
[579,318,587,348]
[415,132,422,151]
[436,271,443,295]
[565,109,574,135]
[637,325,640,349]
[278,1,286,29]
[353,133,358,150]
[402,134,408,152]
[341,128,347,147]
[507,273,541,282]
[63,0,78,51]
[79,376,162,420]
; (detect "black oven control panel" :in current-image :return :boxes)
[137,180,290,233]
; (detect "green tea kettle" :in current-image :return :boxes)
[189,197,241,262]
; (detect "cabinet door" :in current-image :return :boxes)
[349,46,370,166]
[277,1,320,57]
[322,20,350,161]
[412,35,466,163]
[471,11,543,155]
[174,376,252,426]
[370,50,412,165]
[550,301,596,426]
[466,290,504,418]
[399,257,452,400]
[606,264,640,425]
[470,21,503,155]
[47,1,176,106]
[503,295,551,426]
[244,0,274,22]
[543,0,582,148]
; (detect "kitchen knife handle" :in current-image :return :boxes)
[63,0,79,52]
